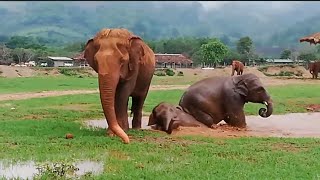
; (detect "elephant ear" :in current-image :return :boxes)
[119,35,145,81]
[148,112,157,126]
[232,76,248,97]
[84,38,98,72]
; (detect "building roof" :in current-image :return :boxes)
[48,56,73,61]
[266,59,304,63]
[155,53,193,64]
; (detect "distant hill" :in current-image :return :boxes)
[0,1,319,48]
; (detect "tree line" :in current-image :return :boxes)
[0,34,318,66]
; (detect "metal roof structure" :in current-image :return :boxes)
[47,56,73,61]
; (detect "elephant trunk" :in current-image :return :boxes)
[259,99,273,118]
[98,73,130,144]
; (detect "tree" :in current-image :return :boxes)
[236,36,254,64]
[298,53,317,62]
[237,36,253,54]
[11,48,36,64]
[0,45,12,61]
[223,49,242,65]
[200,39,229,67]
[280,49,291,59]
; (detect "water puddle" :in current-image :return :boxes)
[84,113,320,138]
[85,117,152,130]
[0,160,104,179]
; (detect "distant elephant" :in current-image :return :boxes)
[84,28,156,144]
[231,60,244,76]
[308,61,320,79]
[148,102,206,134]
[179,73,273,128]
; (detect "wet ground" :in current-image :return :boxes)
[85,112,320,138]
[0,160,103,179]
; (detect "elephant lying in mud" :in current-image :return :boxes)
[148,102,206,134]
[148,73,273,133]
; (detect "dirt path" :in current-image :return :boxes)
[0,85,189,101]
[85,112,320,138]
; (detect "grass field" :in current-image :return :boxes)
[0,75,211,94]
[1,76,320,179]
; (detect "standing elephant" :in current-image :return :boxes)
[148,102,206,134]
[231,60,244,76]
[84,28,155,144]
[308,61,320,79]
[179,73,273,128]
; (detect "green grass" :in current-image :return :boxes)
[0,85,320,179]
[0,76,98,94]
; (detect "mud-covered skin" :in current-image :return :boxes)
[148,102,206,134]
[179,73,273,128]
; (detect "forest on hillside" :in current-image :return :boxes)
[1,1,320,66]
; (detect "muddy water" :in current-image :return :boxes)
[0,160,103,179]
[85,112,320,138]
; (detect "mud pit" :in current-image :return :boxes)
[85,112,320,138]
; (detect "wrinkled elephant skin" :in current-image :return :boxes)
[179,73,273,128]
[84,28,155,144]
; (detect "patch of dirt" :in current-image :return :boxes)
[34,68,61,76]
[258,65,310,78]
[0,65,35,78]
[0,90,99,101]
[271,143,309,152]
[0,85,190,101]
[22,114,49,120]
[306,104,320,112]
[108,150,130,160]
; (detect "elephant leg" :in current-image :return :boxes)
[190,110,217,128]
[114,85,131,132]
[224,111,246,128]
[131,94,147,129]
[231,68,235,76]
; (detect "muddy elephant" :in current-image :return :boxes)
[231,60,244,76]
[84,28,156,144]
[148,102,206,134]
[308,61,320,79]
[179,73,273,128]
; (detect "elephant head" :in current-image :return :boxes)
[84,28,146,144]
[148,102,180,134]
[232,73,273,118]
[148,102,203,134]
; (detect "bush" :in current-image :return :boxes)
[177,71,184,76]
[154,71,166,76]
[278,71,294,76]
[165,68,175,76]
[58,68,78,76]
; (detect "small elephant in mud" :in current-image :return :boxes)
[179,73,273,128]
[148,102,206,134]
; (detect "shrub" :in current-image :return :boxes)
[58,68,78,76]
[154,71,166,76]
[177,71,184,76]
[165,68,175,76]
[278,71,294,76]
